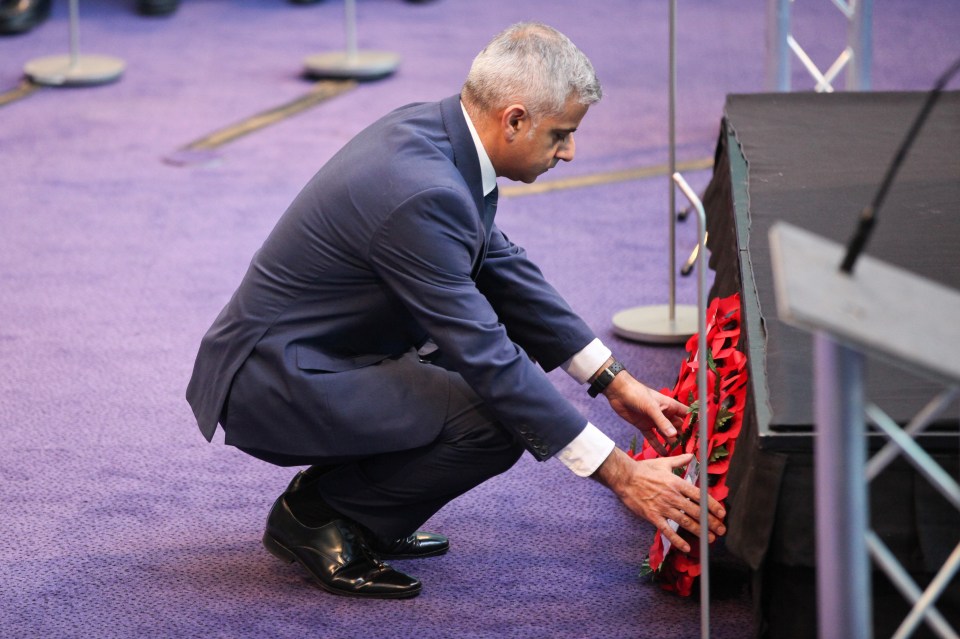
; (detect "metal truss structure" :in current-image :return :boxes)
[767,0,873,91]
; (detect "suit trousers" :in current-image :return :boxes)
[231,356,526,540]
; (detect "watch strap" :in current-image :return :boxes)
[587,359,625,398]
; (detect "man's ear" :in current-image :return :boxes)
[501,104,528,141]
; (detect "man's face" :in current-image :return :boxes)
[498,97,589,184]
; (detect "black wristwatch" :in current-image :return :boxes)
[587,359,625,398]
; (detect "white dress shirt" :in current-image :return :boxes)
[461,102,616,477]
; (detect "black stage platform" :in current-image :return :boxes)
[702,91,960,638]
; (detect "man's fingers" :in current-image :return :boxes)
[656,391,690,420]
[674,474,727,519]
[698,491,726,520]
[658,516,716,551]
[619,453,727,543]
[642,429,668,456]
[670,490,726,536]
[658,467,727,536]
[658,519,691,554]
[672,508,698,535]
[666,453,694,469]
[667,505,723,543]
[708,495,726,519]
[652,411,678,439]
[665,394,690,415]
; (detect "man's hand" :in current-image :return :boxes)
[600,366,688,455]
[593,447,726,553]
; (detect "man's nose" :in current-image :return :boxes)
[556,134,575,162]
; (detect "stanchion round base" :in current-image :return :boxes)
[303,50,399,81]
[612,304,699,344]
[24,54,125,86]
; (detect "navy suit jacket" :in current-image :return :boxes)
[186,95,597,461]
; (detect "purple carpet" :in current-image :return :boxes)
[2,0,957,636]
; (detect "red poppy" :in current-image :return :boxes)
[631,293,746,597]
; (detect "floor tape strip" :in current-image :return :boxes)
[501,156,714,198]
[164,79,357,166]
[0,79,43,108]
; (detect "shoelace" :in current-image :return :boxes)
[344,525,386,569]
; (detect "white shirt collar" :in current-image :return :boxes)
[460,101,498,197]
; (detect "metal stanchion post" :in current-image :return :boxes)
[674,172,711,639]
[304,0,400,81]
[612,0,698,343]
[24,0,125,86]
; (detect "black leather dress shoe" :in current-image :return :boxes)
[284,468,450,559]
[263,494,422,599]
[0,0,51,35]
[367,531,449,559]
[137,0,179,16]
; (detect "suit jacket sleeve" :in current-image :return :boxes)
[368,186,590,460]
[475,224,596,371]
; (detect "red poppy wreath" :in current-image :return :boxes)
[628,293,747,597]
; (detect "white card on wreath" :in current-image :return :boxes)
[659,458,701,557]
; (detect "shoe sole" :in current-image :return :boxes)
[262,532,422,599]
[377,546,450,560]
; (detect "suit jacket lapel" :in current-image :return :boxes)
[440,95,498,280]
[439,95,486,221]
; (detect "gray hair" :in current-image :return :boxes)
[462,22,602,118]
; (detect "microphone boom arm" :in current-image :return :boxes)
[840,55,960,274]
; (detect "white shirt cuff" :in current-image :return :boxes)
[555,422,616,477]
[560,338,612,384]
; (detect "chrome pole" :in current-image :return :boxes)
[814,335,872,639]
[673,172,710,639]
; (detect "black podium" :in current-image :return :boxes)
[702,91,960,638]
